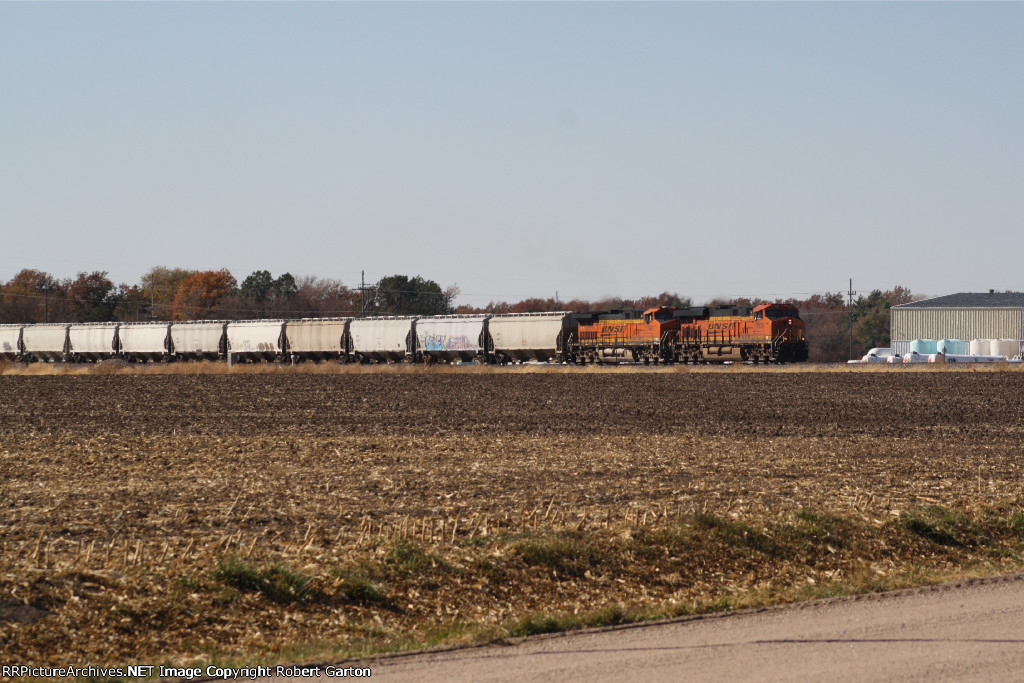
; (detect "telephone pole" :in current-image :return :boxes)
[848,278,855,360]
[357,271,376,317]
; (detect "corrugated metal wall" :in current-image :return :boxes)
[890,307,1024,344]
[891,340,911,357]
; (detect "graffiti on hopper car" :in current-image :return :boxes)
[424,334,474,351]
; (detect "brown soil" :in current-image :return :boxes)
[1,370,1023,668]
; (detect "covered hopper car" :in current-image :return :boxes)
[347,317,416,363]
[226,320,287,362]
[285,318,351,362]
[486,312,574,364]
[118,322,172,362]
[0,325,22,361]
[20,323,70,362]
[170,321,228,361]
[414,314,490,363]
[67,323,120,362]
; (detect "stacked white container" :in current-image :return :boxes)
[991,339,1020,359]
[969,339,991,356]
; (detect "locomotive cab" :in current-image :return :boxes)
[753,304,808,362]
[754,304,801,321]
[643,307,676,324]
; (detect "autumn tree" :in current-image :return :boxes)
[0,269,69,323]
[112,284,147,322]
[172,270,236,320]
[140,266,195,320]
[68,271,118,322]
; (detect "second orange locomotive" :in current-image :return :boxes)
[569,303,807,364]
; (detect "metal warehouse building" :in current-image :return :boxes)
[891,292,1024,358]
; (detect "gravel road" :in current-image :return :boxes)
[342,574,1024,682]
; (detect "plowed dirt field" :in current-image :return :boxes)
[2,369,1024,669]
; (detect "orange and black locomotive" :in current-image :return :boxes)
[568,303,807,364]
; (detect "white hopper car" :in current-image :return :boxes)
[285,318,351,362]
[487,312,574,363]
[0,324,22,361]
[415,314,490,363]
[170,321,228,361]
[347,317,416,363]
[118,322,172,362]
[21,324,70,362]
[67,323,119,361]
[226,320,287,362]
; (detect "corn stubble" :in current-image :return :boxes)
[1,371,1023,668]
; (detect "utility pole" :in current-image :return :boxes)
[39,282,51,323]
[356,271,375,317]
[848,278,855,360]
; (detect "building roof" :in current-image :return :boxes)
[895,292,1024,308]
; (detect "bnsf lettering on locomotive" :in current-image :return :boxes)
[602,325,626,333]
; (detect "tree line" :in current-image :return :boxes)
[0,268,459,325]
[0,267,915,361]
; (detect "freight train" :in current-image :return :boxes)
[0,304,807,365]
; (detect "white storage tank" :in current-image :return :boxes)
[488,312,574,363]
[348,317,416,362]
[0,324,22,361]
[990,339,1020,360]
[227,320,286,362]
[21,324,69,361]
[67,323,120,361]
[903,352,931,363]
[285,318,351,361]
[415,314,491,363]
[936,339,968,355]
[170,321,227,360]
[118,322,172,361]
[969,339,991,356]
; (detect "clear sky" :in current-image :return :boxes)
[2,2,1022,307]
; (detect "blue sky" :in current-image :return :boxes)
[2,2,1022,307]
